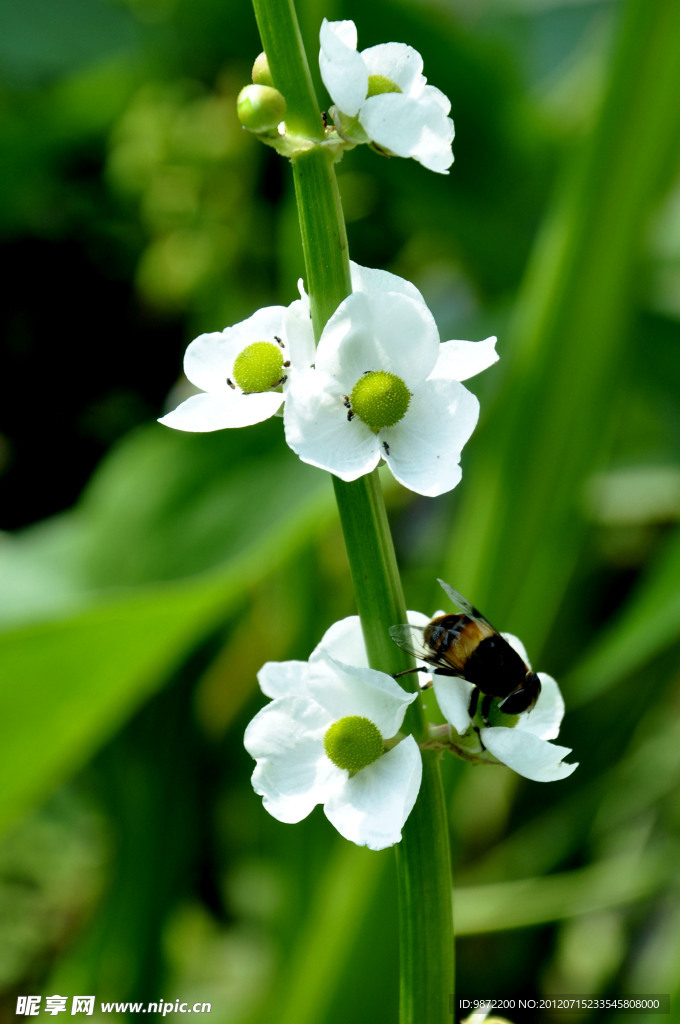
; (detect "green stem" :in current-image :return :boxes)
[292,148,351,338]
[250,1,454,1019]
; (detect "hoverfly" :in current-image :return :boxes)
[389,579,541,720]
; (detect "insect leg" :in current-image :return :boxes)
[480,693,493,726]
[468,685,480,719]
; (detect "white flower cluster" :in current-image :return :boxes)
[161,23,464,492]
[319,19,454,174]
[245,594,577,851]
[160,263,497,497]
[160,19,578,853]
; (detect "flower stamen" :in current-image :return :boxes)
[349,370,411,432]
[232,340,286,393]
[366,74,402,97]
[324,715,384,773]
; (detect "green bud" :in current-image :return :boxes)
[237,84,286,134]
[324,716,384,774]
[367,74,402,97]
[252,52,274,87]
[232,341,284,393]
[350,370,411,432]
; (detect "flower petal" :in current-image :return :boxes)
[308,655,418,738]
[319,19,368,117]
[310,616,369,669]
[182,331,239,392]
[350,261,427,307]
[283,296,316,370]
[158,390,283,432]
[315,290,440,389]
[382,378,479,496]
[480,726,578,783]
[432,337,499,382]
[360,90,454,174]
[516,674,565,741]
[433,676,475,734]
[324,736,422,849]
[360,42,424,95]
[257,660,310,699]
[244,696,341,822]
[284,368,381,480]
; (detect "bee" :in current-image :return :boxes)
[389,579,541,720]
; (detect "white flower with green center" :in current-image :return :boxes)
[244,615,425,850]
[284,263,497,497]
[319,19,454,174]
[432,632,578,782]
[158,291,314,432]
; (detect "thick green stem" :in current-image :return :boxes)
[250,1,454,1019]
[292,149,351,337]
[396,752,455,1024]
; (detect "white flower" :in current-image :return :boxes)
[433,633,578,783]
[244,616,423,850]
[158,290,314,432]
[284,262,497,496]
[319,19,454,174]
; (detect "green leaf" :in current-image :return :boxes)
[0,422,335,838]
[568,523,680,704]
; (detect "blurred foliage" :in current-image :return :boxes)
[1,0,679,1021]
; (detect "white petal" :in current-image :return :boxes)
[480,726,578,783]
[432,337,499,382]
[360,91,454,173]
[433,676,475,734]
[382,378,479,496]
[360,42,424,95]
[423,84,452,115]
[284,368,381,480]
[182,331,239,392]
[322,17,357,49]
[316,290,440,389]
[350,261,427,307]
[324,736,422,849]
[158,390,282,432]
[244,696,340,822]
[283,296,316,370]
[257,660,310,699]
[319,19,367,117]
[311,616,369,669]
[516,674,565,741]
[315,610,433,678]
[308,655,417,738]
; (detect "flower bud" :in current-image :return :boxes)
[237,84,286,134]
[251,52,274,87]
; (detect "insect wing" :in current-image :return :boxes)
[389,623,435,664]
[437,579,498,634]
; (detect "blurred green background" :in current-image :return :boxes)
[1,0,679,1020]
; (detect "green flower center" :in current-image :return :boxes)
[350,371,411,432]
[324,715,384,773]
[482,700,520,730]
[232,341,284,393]
[367,74,403,97]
